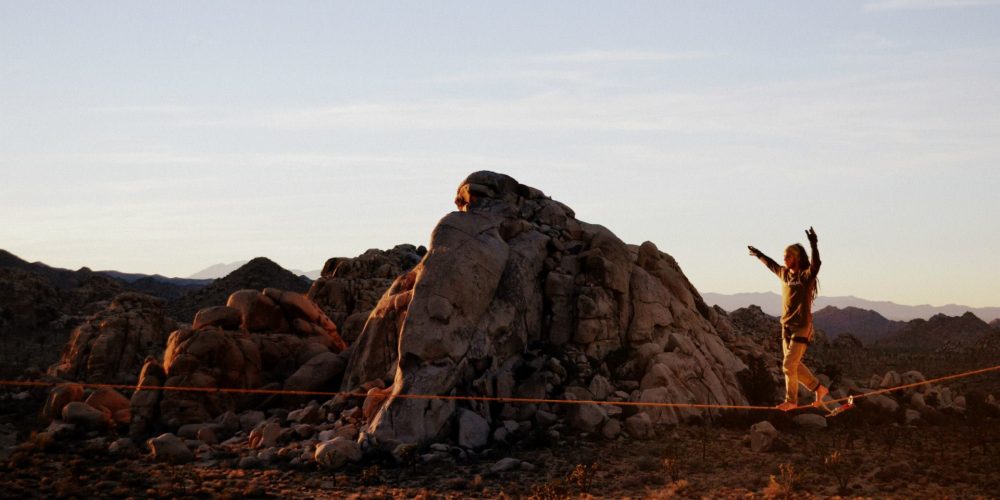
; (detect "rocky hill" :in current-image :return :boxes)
[875,312,997,352]
[813,305,904,345]
[168,258,311,322]
[0,252,125,336]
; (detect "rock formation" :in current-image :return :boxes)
[343,171,753,449]
[150,288,349,428]
[308,245,424,344]
[47,293,176,384]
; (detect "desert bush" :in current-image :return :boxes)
[763,463,798,500]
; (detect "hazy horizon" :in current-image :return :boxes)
[3,1,999,307]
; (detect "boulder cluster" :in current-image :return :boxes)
[47,293,176,384]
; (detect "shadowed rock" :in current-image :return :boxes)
[348,171,752,449]
[47,293,175,385]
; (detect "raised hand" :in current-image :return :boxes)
[748,245,761,257]
[806,227,818,245]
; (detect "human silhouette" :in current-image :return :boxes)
[748,227,827,411]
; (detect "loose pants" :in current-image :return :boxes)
[782,336,819,405]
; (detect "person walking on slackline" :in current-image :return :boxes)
[748,227,828,411]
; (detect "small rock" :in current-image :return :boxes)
[287,404,324,425]
[238,456,262,469]
[792,413,828,429]
[867,394,900,414]
[457,409,490,449]
[567,402,607,433]
[108,438,135,455]
[904,409,921,425]
[148,433,194,464]
[314,438,362,470]
[391,443,419,464]
[334,424,358,441]
[293,424,315,439]
[45,421,76,439]
[535,410,558,427]
[588,375,614,400]
[601,418,621,439]
[248,422,282,449]
[750,421,779,453]
[62,401,112,430]
[197,427,219,445]
[85,388,130,416]
[42,384,84,420]
[489,457,522,474]
[240,411,266,432]
[625,412,653,439]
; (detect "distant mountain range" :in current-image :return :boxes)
[188,261,321,280]
[703,291,1000,322]
[0,249,317,331]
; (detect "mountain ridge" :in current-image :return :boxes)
[704,291,1000,322]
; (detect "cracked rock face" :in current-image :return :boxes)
[308,245,424,345]
[347,171,753,449]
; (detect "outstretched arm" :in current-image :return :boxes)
[806,227,821,275]
[748,245,782,276]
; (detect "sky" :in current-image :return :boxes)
[1,0,999,308]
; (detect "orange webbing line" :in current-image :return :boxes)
[3,362,998,412]
[809,363,1000,409]
[0,379,771,410]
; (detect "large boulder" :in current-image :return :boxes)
[47,293,175,384]
[351,172,753,449]
[158,326,263,428]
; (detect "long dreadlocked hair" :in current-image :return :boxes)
[786,243,819,303]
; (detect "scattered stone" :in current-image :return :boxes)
[249,422,282,449]
[792,413,828,429]
[62,401,112,430]
[457,409,490,449]
[314,438,362,470]
[625,412,654,439]
[602,418,622,439]
[197,426,219,445]
[108,438,135,455]
[42,383,84,420]
[489,457,522,474]
[567,402,607,433]
[750,421,779,453]
[147,433,194,464]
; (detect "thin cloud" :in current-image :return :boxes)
[525,49,715,64]
[865,0,1000,11]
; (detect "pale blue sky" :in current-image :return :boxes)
[2,1,999,307]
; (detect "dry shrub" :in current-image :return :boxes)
[763,463,798,500]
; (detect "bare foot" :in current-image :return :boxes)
[812,385,829,407]
[776,401,797,412]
